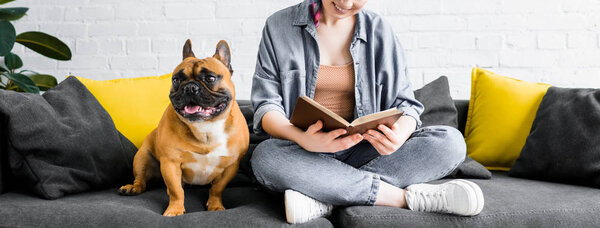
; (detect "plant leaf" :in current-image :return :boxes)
[16,31,72,60]
[19,69,39,75]
[0,7,28,21]
[29,74,57,91]
[0,65,7,72]
[0,20,16,56]
[2,72,39,93]
[4,52,22,70]
[0,0,16,5]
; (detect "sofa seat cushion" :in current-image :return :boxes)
[0,186,332,228]
[334,171,600,227]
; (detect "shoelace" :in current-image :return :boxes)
[411,189,448,213]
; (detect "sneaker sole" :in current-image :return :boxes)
[284,190,297,223]
[446,180,478,216]
[284,189,333,224]
[454,179,484,216]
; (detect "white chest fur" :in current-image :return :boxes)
[181,119,230,185]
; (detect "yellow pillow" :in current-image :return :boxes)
[75,74,172,148]
[464,68,550,171]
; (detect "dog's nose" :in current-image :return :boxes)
[182,83,200,94]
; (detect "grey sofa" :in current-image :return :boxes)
[1,100,599,228]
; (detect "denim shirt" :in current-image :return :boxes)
[251,0,424,136]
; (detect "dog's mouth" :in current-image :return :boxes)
[178,100,228,120]
[182,102,226,116]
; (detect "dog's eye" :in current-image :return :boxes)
[206,75,216,83]
[173,78,180,84]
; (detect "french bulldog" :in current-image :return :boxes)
[119,39,249,216]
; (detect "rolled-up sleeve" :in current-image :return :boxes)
[251,21,286,136]
[395,62,424,128]
[375,18,424,128]
[393,54,424,128]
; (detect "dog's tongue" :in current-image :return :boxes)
[184,105,200,114]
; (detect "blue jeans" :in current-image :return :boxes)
[250,126,466,206]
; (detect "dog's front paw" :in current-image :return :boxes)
[208,204,225,211]
[163,204,186,216]
[207,199,226,211]
[118,184,145,196]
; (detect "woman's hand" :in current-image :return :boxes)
[363,116,417,155]
[296,120,363,153]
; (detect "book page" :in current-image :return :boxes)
[349,108,403,126]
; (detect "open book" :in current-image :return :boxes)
[289,96,403,137]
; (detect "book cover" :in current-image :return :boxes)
[289,96,403,136]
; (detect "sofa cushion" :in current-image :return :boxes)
[414,77,490,179]
[75,74,173,148]
[0,77,137,199]
[446,156,491,179]
[464,68,550,171]
[334,171,600,227]
[510,87,600,187]
[0,186,332,228]
[414,76,458,128]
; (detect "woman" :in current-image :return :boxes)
[250,0,484,224]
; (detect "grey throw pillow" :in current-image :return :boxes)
[0,77,137,199]
[509,86,600,187]
[414,76,459,128]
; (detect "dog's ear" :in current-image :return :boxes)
[213,40,233,73]
[183,39,195,60]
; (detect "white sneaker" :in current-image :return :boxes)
[405,179,484,216]
[284,189,333,224]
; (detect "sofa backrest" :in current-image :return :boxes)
[0,99,470,194]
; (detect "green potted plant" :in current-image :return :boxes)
[0,0,72,94]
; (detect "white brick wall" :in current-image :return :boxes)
[3,0,600,99]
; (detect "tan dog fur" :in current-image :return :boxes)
[119,40,249,216]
